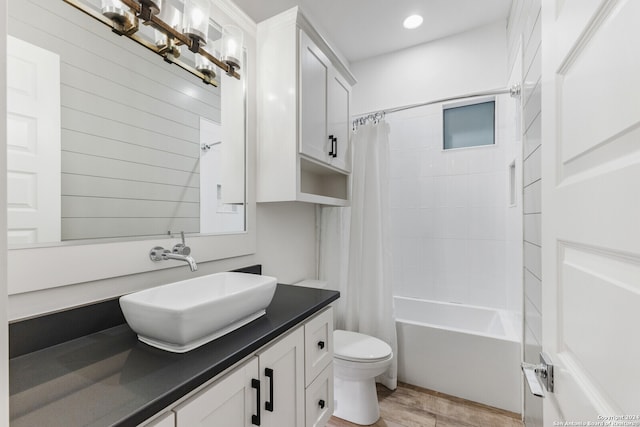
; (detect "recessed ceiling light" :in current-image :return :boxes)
[403,14,423,30]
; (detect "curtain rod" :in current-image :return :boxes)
[352,85,521,129]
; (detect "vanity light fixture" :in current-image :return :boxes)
[65,0,243,86]
[182,0,210,52]
[403,14,423,29]
[154,2,182,58]
[196,38,219,77]
[221,24,243,73]
[101,0,136,32]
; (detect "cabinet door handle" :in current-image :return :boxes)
[251,379,261,425]
[318,399,326,409]
[265,368,274,412]
[317,340,325,350]
[328,135,335,157]
[332,137,338,158]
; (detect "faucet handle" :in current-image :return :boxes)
[173,231,191,255]
[173,244,191,256]
[150,246,168,261]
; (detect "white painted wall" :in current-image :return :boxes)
[350,22,507,116]
[508,0,543,425]
[7,202,317,320]
[1,0,9,423]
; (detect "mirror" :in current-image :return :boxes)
[6,0,246,249]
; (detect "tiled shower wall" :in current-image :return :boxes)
[389,94,520,312]
[508,0,543,425]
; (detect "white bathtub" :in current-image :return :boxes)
[394,296,521,413]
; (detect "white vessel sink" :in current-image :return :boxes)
[120,272,277,353]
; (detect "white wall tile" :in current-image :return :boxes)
[523,145,542,186]
[524,296,542,344]
[435,207,469,239]
[391,208,421,238]
[390,149,420,179]
[417,208,435,238]
[447,174,469,207]
[418,176,436,208]
[524,113,541,158]
[468,207,497,240]
[443,239,470,289]
[523,180,542,214]
[469,173,497,207]
[524,241,542,280]
[524,212,541,246]
[444,150,469,175]
[467,148,497,174]
[390,178,420,209]
[524,267,542,314]
[434,176,449,207]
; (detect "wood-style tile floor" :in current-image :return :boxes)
[327,382,524,427]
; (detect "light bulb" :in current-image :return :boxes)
[222,24,243,70]
[183,0,210,42]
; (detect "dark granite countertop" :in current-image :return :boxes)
[9,284,339,427]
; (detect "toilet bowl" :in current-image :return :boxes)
[333,330,393,425]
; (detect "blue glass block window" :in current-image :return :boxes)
[443,100,495,150]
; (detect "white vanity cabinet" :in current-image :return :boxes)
[173,358,259,427]
[303,307,334,427]
[299,31,351,172]
[257,7,356,206]
[142,308,334,427]
[257,327,305,426]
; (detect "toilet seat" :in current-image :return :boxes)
[334,330,392,363]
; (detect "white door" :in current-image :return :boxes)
[174,357,259,426]
[299,30,329,164]
[327,71,350,172]
[541,0,640,423]
[6,36,60,246]
[257,327,304,427]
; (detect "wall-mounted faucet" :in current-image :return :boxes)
[149,231,198,272]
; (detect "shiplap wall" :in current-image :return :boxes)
[9,0,222,240]
[507,0,542,425]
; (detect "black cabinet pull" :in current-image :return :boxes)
[332,137,338,158]
[328,135,335,157]
[317,340,325,350]
[265,368,274,412]
[318,399,326,409]
[251,379,261,425]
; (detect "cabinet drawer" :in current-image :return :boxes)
[304,307,333,386]
[305,363,334,427]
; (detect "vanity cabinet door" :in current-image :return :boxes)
[257,326,305,427]
[327,72,350,172]
[299,30,351,173]
[299,30,330,165]
[174,357,259,427]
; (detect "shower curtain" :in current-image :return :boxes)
[319,119,397,390]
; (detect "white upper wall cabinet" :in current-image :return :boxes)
[257,7,356,206]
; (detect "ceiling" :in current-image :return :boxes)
[231,0,513,63]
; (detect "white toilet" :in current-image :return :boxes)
[333,330,393,425]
